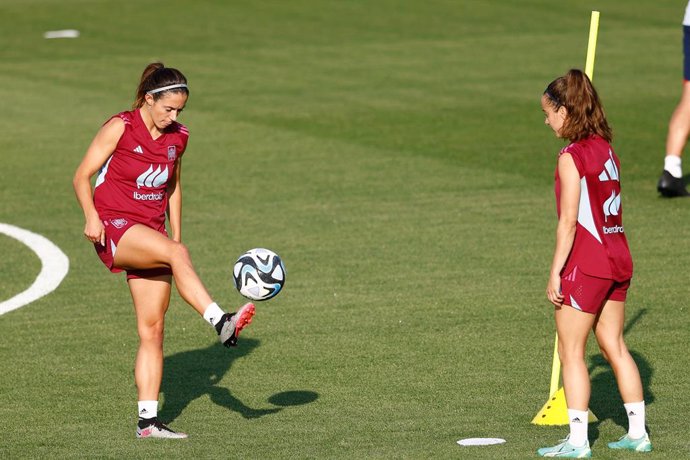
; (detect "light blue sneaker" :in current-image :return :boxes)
[607,433,652,452]
[537,437,592,458]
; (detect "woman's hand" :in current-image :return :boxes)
[546,272,564,307]
[84,213,105,246]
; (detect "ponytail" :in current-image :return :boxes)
[543,69,612,143]
[133,62,189,109]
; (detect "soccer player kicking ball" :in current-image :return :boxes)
[538,69,652,457]
[73,63,255,438]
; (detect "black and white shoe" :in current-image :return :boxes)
[136,418,188,439]
[215,303,255,347]
[657,170,689,197]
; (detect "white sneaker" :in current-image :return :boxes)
[136,418,188,439]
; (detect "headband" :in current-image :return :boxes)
[544,89,562,108]
[146,83,188,95]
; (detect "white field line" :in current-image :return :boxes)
[0,223,69,315]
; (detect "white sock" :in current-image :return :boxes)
[624,401,646,439]
[202,302,225,327]
[138,400,158,420]
[567,409,589,447]
[664,155,683,178]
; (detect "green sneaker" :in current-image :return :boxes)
[607,433,652,452]
[537,438,591,458]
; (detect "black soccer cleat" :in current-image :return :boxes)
[215,303,255,347]
[657,170,690,197]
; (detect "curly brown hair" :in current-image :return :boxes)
[543,69,612,143]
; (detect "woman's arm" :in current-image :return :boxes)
[547,153,580,307]
[72,118,125,246]
[167,158,183,242]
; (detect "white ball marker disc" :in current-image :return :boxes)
[457,437,506,446]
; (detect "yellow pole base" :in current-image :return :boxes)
[532,387,598,425]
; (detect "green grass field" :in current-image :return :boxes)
[1,0,689,458]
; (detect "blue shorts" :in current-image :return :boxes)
[683,26,690,81]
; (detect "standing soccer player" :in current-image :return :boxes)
[538,69,652,457]
[657,0,690,197]
[73,62,255,438]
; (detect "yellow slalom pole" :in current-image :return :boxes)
[533,11,601,425]
[548,334,560,396]
[585,11,600,80]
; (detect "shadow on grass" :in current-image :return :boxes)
[159,340,318,422]
[589,308,654,440]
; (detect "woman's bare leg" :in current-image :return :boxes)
[555,305,597,411]
[129,274,171,401]
[115,224,211,315]
[593,300,643,403]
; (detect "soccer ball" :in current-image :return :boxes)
[232,248,286,301]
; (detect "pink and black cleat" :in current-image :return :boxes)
[215,303,255,347]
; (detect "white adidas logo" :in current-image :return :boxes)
[598,149,619,182]
[133,145,144,154]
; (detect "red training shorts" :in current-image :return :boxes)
[94,217,172,280]
[560,266,629,314]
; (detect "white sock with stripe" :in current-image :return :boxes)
[624,401,646,439]
[203,302,225,327]
[567,409,589,447]
[138,400,158,420]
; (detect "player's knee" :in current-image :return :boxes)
[557,345,586,364]
[169,241,192,264]
[598,338,627,363]
[139,322,165,345]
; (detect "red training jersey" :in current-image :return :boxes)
[93,109,189,229]
[554,135,633,281]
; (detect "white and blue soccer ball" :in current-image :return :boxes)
[232,248,286,301]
